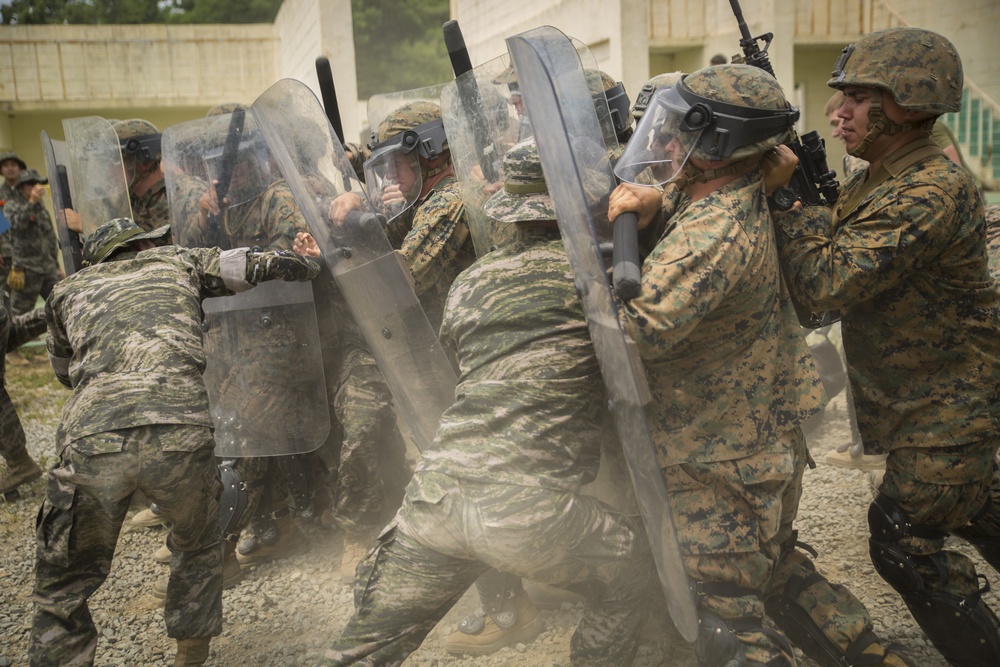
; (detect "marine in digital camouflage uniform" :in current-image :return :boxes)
[770,28,1000,666]
[376,101,476,330]
[0,286,47,495]
[114,119,172,239]
[611,64,912,666]
[984,203,1000,280]
[0,150,27,283]
[323,138,654,667]
[4,168,62,315]
[30,217,319,667]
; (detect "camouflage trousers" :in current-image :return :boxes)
[663,432,797,662]
[10,268,60,316]
[0,379,27,461]
[766,428,879,657]
[323,472,654,667]
[876,438,999,599]
[327,342,409,537]
[30,425,223,667]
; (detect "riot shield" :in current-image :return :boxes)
[62,116,133,237]
[441,53,522,256]
[251,78,458,452]
[162,113,330,457]
[366,82,449,144]
[40,131,83,275]
[507,25,699,642]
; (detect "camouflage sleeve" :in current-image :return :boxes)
[6,199,28,268]
[398,186,469,297]
[774,180,962,312]
[7,307,47,352]
[618,198,750,358]
[179,246,253,297]
[260,184,310,251]
[44,297,73,388]
[344,142,370,182]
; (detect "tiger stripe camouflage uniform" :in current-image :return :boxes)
[30,240,251,666]
[325,140,654,667]
[4,172,61,315]
[0,287,46,491]
[773,27,1000,666]
[0,178,19,283]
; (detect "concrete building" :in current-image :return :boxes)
[451,0,1000,191]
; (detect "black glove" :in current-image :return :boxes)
[245,249,320,284]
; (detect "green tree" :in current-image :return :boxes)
[1,0,283,25]
[351,0,453,99]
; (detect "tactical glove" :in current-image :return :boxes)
[245,249,320,285]
[6,267,25,291]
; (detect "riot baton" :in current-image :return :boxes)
[612,211,641,300]
[315,56,346,146]
[55,165,83,270]
[206,107,245,250]
[443,20,499,182]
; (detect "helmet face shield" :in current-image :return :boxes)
[363,144,422,221]
[203,136,272,210]
[615,87,702,185]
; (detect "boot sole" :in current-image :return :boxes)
[445,615,543,655]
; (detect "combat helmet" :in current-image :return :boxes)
[114,118,162,163]
[828,27,960,156]
[373,100,449,160]
[82,217,170,266]
[632,72,685,122]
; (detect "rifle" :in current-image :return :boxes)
[206,107,246,250]
[728,0,840,327]
[442,20,499,182]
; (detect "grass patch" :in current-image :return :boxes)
[6,342,68,424]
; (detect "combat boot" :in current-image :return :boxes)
[445,588,542,655]
[0,449,42,495]
[131,503,167,528]
[173,637,210,666]
[339,535,371,583]
[824,448,886,471]
[236,515,308,567]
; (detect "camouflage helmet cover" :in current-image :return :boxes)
[375,100,443,144]
[680,63,797,160]
[114,118,162,162]
[207,102,248,117]
[0,151,27,171]
[828,27,963,115]
[83,217,171,266]
[483,138,555,224]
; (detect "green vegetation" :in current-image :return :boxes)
[1,0,285,25]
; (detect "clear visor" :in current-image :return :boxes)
[363,144,422,221]
[614,88,703,186]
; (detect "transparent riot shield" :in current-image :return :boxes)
[162,113,330,457]
[251,78,458,452]
[366,82,449,144]
[63,116,133,237]
[441,53,523,256]
[508,25,699,641]
[40,131,83,275]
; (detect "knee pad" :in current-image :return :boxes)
[219,461,248,538]
[869,494,1000,667]
[696,612,793,667]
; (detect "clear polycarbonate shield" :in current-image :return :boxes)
[162,112,330,457]
[615,86,702,186]
[507,25,699,642]
[362,143,422,222]
[441,53,524,256]
[40,131,83,275]
[252,78,459,452]
[62,116,132,237]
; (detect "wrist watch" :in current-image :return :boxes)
[768,186,797,211]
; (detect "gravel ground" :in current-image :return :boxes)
[1,347,997,666]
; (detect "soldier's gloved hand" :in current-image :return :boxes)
[7,267,25,291]
[245,249,320,285]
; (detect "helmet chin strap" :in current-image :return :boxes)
[849,90,936,158]
[671,155,761,190]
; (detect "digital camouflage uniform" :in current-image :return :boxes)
[325,142,654,667]
[0,180,19,283]
[377,102,476,330]
[618,64,907,666]
[985,203,1000,279]
[775,28,1000,666]
[4,170,61,315]
[0,287,46,477]
[31,234,246,666]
